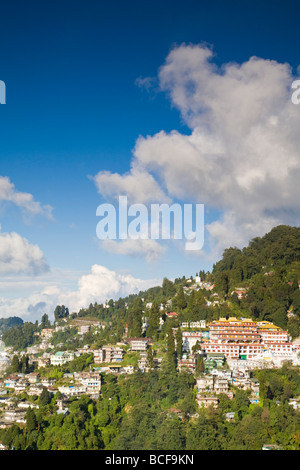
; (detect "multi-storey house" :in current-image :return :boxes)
[50,351,75,366]
[182,331,202,353]
[127,338,152,351]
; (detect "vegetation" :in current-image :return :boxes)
[212,225,300,337]
[1,225,300,450]
[0,317,23,335]
[2,322,39,351]
[0,365,299,450]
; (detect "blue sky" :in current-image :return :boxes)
[1,0,300,320]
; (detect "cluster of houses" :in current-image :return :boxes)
[182,277,250,308]
[185,275,215,291]
[172,316,300,409]
[0,311,299,426]
[177,317,300,368]
[0,369,102,401]
[0,334,159,428]
[183,277,220,307]
[194,366,261,409]
[0,369,102,430]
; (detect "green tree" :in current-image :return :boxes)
[129,298,143,337]
[214,272,229,297]
[39,387,51,407]
[54,305,69,322]
[147,346,155,370]
[159,416,186,450]
[196,355,205,375]
[26,407,37,434]
[162,277,177,298]
[176,286,186,312]
[287,316,300,339]
[20,355,29,374]
[176,328,183,360]
[40,313,51,329]
[166,325,176,369]
[147,302,160,340]
[11,354,20,373]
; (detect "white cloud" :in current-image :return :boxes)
[101,238,166,262]
[0,176,53,220]
[92,165,169,205]
[0,267,85,295]
[0,264,161,321]
[0,229,49,275]
[205,211,281,259]
[92,43,300,258]
[62,264,160,311]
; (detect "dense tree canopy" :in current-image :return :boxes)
[1,225,300,450]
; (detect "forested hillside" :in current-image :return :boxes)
[1,225,300,450]
[2,225,300,351]
[0,317,23,336]
[212,225,300,336]
[1,365,299,450]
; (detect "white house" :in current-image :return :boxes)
[50,351,75,366]
[182,331,202,353]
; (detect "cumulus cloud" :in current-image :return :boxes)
[92,165,169,205]
[0,176,53,220]
[101,238,166,262]
[0,229,49,275]
[92,43,300,257]
[0,264,161,321]
[61,264,160,312]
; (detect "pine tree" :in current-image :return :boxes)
[11,355,20,373]
[40,313,51,329]
[187,290,196,310]
[196,355,205,375]
[26,407,37,434]
[176,328,183,360]
[147,346,155,370]
[54,305,69,322]
[176,286,186,311]
[39,387,51,407]
[147,302,160,340]
[166,324,176,371]
[130,298,143,337]
[20,355,29,374]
